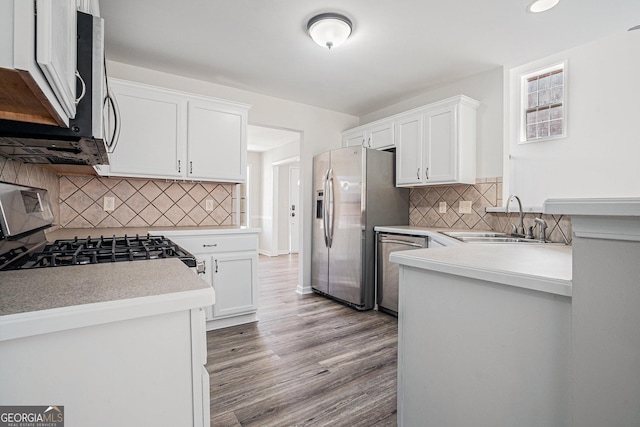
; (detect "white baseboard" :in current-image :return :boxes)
[296,283,313,294]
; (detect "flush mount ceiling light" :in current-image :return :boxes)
[307,13,352,50]
[527,0,560,13]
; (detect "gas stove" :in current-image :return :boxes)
[0,181,200,272]
[2,234,197,270]
[1,234,199,271]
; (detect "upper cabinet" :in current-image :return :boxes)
[343,95,479,187]
[342,120,395,150]
[0,0,78,126]
[95,79,250,183]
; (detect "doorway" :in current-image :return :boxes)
[288,166,300,254]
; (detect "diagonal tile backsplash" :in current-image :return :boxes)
[59,176,235,228]
[409,177,572,243]
[410,178,503,231]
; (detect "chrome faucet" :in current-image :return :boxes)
[534,217,548,242]
[505,194,525,236]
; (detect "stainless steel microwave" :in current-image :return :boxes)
[0,12,112,166]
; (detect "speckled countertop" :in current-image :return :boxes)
[0,258,212,316]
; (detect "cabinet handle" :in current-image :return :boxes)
[215,259,218,273]
[368,137,372,148]
[417,167,420,179]
[178,160,181,173]
[203,243,218,248]
[425,167,429,179]
[190,161,193,174]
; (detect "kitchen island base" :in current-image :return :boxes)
[397,266,571,427]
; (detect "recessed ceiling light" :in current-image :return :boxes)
[527,0,560,13]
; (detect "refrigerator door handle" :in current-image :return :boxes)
[327,168,335,248]
[323,168,330,247]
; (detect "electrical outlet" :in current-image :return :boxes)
[439,201,447,213]
[458,200,472,214]
[103,196,115,211]
[205,199,214,211]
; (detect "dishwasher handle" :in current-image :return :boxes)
[379,239,425,248]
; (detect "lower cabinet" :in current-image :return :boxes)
[163,231,259,330]
[0,307,210,427]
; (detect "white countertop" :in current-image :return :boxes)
[390,243,572,297]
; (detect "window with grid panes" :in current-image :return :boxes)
[522,63,565,142]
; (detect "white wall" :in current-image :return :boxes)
[359,67,504,179]
[506,30,640,208]
[107,61,359,289]
[247,151,262,229]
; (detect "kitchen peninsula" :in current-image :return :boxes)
[391,243,572,427]
[391,198,640,427]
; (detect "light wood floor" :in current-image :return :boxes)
[207,254,398,427]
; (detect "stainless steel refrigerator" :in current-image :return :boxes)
[311,146,409,310]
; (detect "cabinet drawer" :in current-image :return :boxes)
[169,234,257,254]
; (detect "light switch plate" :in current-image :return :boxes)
[103,196,115,211]
[459,200,472,214]
[439,201,447,213]
[205,199,214,211]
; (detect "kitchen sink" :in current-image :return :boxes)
[440,231,558,244]
[441,231,509,238]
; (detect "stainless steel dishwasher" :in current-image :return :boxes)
[377,232,428,316]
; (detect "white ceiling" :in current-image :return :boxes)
[247,125,300,153]
[100,0,640,117]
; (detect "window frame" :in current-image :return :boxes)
[519,61,567,144]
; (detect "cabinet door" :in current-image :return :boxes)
[187,100,247,182]
[342,129,366,147]
[36,0,77,119]
[367,121,395,150]
[107,82,186,178]
[424,105,457,183]
[396,113,424,186]
[211,252,258,318]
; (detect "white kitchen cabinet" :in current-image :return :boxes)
[395,113,424,185]
[95,79,250,183]
[396,95,479,187]
[101,80,186,178]
[161,230,259,330]
[342,120,395,150]
[210,252,258,318]
[0,0,77,126]
[187,100,247,182]
[342,128,367,147]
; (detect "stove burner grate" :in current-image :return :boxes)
[5,234,196,269]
